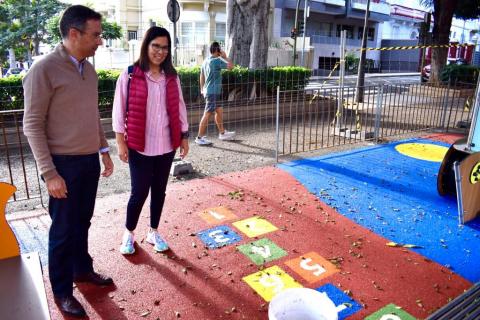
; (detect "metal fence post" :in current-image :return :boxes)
[374,84,383,143]
[440,79,451,129]
[275,86,280,163]
[336,30,346,130]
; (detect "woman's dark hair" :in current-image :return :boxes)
[210,42,221,54]
[135,26,177,77]
[59,5,102,39]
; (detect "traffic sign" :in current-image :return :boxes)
[167,0,180,23]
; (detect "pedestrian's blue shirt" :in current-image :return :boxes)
[202,56,228,95]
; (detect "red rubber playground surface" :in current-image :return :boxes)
[31,134,473,319]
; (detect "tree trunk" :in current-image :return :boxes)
[429,0,456,84]
[226,0,269,68]
[8,48,16,69]
[226,0,253,67]
[249,0,269,69]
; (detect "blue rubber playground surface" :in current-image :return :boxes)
[279,137,480,283]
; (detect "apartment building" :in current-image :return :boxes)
[273,0,391,70]
[65,0,478,69]
[66,0,230,67]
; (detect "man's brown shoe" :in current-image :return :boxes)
[74,271,113,286]
[54,295,86,318]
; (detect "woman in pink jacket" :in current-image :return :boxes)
[112,26,189,254]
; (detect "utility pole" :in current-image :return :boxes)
[292,0,301,66]
[300,0,309,66]
[167,0,180,66]
[354,0,371,103]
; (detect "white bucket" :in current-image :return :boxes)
[268,288,338,320]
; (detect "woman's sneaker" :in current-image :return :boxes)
[219,130,236,141]
[119,232,135,255]
[146,230,169,252]
[195,136,212,145]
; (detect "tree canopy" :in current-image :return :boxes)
[45,15,123,46]
[421,0,480,20]
[0,0,67,65]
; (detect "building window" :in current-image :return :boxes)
[336,25,354,39]
[215,22,226,42]
[180,22,210,46]
[195,22,207,45]
[180,22,194,46]
[319,22,333,37]
[357,27,375,41]
[128,30,137,41]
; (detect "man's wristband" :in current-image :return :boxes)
[99,147,110,154]
[181,131,190,139]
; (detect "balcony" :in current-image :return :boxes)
[311,0,346,7]
[351,0,390,16]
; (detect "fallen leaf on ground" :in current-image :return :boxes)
[386,242,423,248]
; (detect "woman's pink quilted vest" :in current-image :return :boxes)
[125,66,182,152]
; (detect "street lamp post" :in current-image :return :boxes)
[355,0,371,103]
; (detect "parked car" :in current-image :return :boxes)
[421,58,468,82]
[4,67,27,77]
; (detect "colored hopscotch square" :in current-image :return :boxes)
[198,206,238,225]
[197,225,242,249]
[365,303,416,320]
[232,216,278,238]
[237,238,287,265]
[316,283,362,320]
[243,265,302,302]
[284,251,339,283]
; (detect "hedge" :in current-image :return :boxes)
[441,64,480,85]
[0,75,24,111]
[0,66,311,111]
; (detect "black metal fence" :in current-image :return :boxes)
[276,82,474,156]
[0,79,475,205]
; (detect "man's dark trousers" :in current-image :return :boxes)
[48,153,100,298]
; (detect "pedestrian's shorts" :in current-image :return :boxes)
[205,94,222,113]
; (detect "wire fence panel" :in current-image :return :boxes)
[276,82,475,156]
[0,110,44,206]
[0,75,475,204]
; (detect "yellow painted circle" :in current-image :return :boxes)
[395,143,448,162]
[470,162,480,184]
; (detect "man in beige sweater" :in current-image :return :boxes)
[23,5,114,318]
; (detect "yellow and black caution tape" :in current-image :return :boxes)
[356,112,361,130]
[464,96,473,112]
[309,61,340,104]
[358,43,472,52]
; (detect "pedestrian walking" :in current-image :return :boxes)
[22,5,114,318]
[112,26,189,255]
[195,42,235,145]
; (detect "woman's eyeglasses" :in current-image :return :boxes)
[150,44,169,53]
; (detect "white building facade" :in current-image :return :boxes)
[63,0,479,69]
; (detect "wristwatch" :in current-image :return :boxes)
[181,131,190,139]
